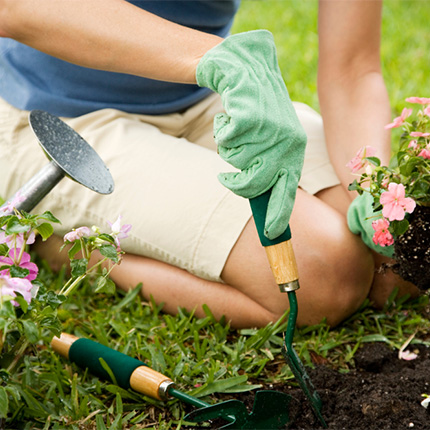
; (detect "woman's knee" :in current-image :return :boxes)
[297,231,374,327]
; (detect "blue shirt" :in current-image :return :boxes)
[0,1,240,117]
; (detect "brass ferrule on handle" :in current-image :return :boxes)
[264,240,300,292]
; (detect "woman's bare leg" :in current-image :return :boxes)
[35,188,377,328]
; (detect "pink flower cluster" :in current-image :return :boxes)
[384,97,430,132]
[347,97,430,249]
[372,218,393,247]
[0,233,39,306]
[0,204,40,305]
[372,183,415,247]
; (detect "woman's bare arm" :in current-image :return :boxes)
[318,0,391,195]
[0,0,222,83]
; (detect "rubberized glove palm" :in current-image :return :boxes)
[347,192,394,258]
[196,30,307,240]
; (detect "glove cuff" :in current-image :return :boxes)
[196,30,277,93]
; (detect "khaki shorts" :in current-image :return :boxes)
[0,94,339,282]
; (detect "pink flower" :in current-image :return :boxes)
[418,147,430,159]
[107,215,132,248]
[0,191,26,214]
[0,273,33,306]
[380,183,416,221]
[0,230,35,249]
[346,146,377,173]
[372,218,394,247]
[405,97,430,105]
[0,249,39,281]
[385,108,413,129]
[424,106,430,117]
[64,226,91,242]
[399,350,418,361]
[410,132,430,138]
[408,140,418,150]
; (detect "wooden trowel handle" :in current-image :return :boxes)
[51,333,174,400]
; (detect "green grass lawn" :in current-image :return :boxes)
[3,1,430,429]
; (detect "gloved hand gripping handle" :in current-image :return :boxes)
[249,189,299,292]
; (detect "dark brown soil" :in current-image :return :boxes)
[394,205,430,290]
[282,343,430,429]
[196,343,430,429]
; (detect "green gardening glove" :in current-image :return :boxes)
[196,30,307,240]
[347,192,394,258]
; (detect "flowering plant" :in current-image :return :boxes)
[0,195,131,417]
[348,97,430,248]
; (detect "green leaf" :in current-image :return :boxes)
[112,284,142,311]
[99,357,118,386]
[0,244,9,256]
[22,319,39,343]
[192,375,248,397]
[0,386,8,418]
[96,415,108,430]
[361,334,391,344]
[348,180,360,192]
[223,383,262,393]
[14,294,29,313]
[99,244,118,263]
[94,277,116,295]
[105,385,141,401]
[67,241,83,260]
[399,156,421,177]
[47,292,66,309]
[36,211,61,224]
[391,219,410,236]
[115,392,123,415]
[366,156,381,166]
[36,222,54,241]
[70,258,88,278]
[9,266,30,279]
[5,217,30,235]
[98,233,116,244]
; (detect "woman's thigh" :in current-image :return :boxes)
[0,102,251,282]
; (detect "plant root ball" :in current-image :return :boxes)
[393,206,430,290]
